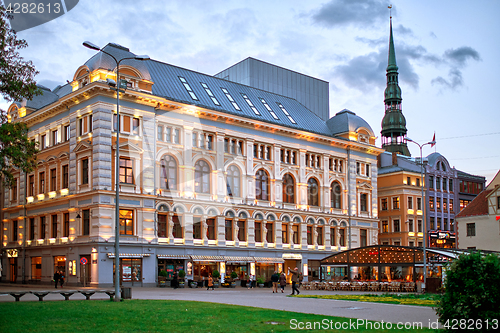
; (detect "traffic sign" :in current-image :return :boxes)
[80,257,88,265]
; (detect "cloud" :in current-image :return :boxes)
[431,68,463,90]
[311,0,393,28]
[444,46,481,67]
[395,24,413,37]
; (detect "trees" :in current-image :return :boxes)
[0,5,40,187]
[436,251,500,330]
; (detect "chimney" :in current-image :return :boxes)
[392,152,398,166]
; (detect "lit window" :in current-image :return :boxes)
[119,158,134,184]
[119,209,134,235]
[221,88,240,110]
[276,103,296,124]
[201,83,220,106]
[260,98,279,119]
[179,76,198,100]
[241,94,260,115]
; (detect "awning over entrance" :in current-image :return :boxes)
[107,253,151,258]
[157,254,191,260]
[191,255,225,262]
[224,256,255,263]
[254,257,285,263]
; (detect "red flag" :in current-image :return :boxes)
[431,132,436,147]
[496,216,500,221]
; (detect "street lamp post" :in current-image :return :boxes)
[83,42,149,301]
[405,137,435,292]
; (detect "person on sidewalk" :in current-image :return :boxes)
[288,267,300,295]
[53,271,60,289]
[279,272,287,293]
[173,271,178,289]
[247,274,255,289]
[207,276,214,290]
[271,271,279,293]
[59,272,65,288]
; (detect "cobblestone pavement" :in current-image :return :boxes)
[0,283,439,328]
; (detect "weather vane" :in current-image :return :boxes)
[388,4,392,19]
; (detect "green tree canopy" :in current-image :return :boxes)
[0,5,40,187]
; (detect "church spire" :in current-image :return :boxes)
[381,15,410,156]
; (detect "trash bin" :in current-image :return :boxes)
[121,287,132,299]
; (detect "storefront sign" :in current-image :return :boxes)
[250,262,255,276]
[303,264,308,276]
[186,262,193,276]
[282,253,302,260]
[219,262,226,275]
[6,249,18,258]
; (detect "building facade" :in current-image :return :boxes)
[1,43,382,287]
[457,170,486,211]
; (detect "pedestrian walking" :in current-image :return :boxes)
[207,275,214,290]
[247,274,255,289]
[53,271,60,289]
[279,272,286,293]
[271,271,279,293]
[173,271,179,289]
[288,267,300,295]
[298,272,304,289]
[59,272,65,288]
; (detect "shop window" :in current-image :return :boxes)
[207,218,215,240]
[51,215,58,238]
[83,209,90,235]
[54,256,66,277]
[172,214,183,238]
[255,169,270,201]
[283,173,295,204]
[160,155,177,190]
[360,229,367,247]
[308,178,319,206]
[119,258,142,283]
[331,181,342,209]
[119,209,133,235]
[119,158,134,184]
[237,219,246,241]
[225,219,233,241]
[194,160,211,193]
[31,257,42,280]
[226,165,240,197]
[158,214,167,238]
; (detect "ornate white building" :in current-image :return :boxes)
[1,43,382,287]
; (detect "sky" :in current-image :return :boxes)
[3,0,499,183]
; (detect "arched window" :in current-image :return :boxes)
[195,160,210,193]
[255,169,269,201]
[226,165,240,197]
[160,155,177,190]
[308,178,319,206]
[331,181,342,209]
[282,173,295,203]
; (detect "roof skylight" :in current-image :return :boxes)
[277,103,296,124]
[242,94,260,115]
[201,83,220,106]
[179,76,198,100]
[221,88,240,111]
[260,98,279,120]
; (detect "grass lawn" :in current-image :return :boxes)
[292,293,439,307]
[0,299,439,332]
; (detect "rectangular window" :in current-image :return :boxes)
[392,197,400,210]
[81,158,89,185]
[41,134,46,149]
[360,229,367,247]
[241,94,260,115]
[393,219,400,232]
[407,196,413,209]
[408,219,414,232]
[409,241,414,247]
[266,222,274,243]
[238,220,246,241]
[260,98,279,119]
[330,227,336,246]
[277,102,296,124]
[132,117,140,135]
[417,220,422,233]
[62,165,69,189]
[221,88,240,110]
[381,198,388,210]
[11,179,17,201]
[437,217,442,230]
[339,228,345,247]
[443,198,448,211]
[201,82,220,105]
[255,222,262,242]
[193,216,201,240]
[382,220,388,233]
[119,158,134,184]
[78,114,93,135]
[429,197,434,209]
[225,219,233,241]
[497,196,500,209]
[39,172,45,193]
[157,125,163,141]
[174,129,180,144]
[64,125,70,142]
[307,225,313,245]
[192,132,197,147]
[82,209,90,236]
[207,218,215,240]
[119,209,133,235]
[292,225,299,244]
[360,193,368,212]
[466,223,475,237]
[430,217,435,230]
[449,179,453,192]
[12,220,18,241]
[407,177,411,185]
[317,226,324,246]
[50,168,57,192]
[417,197,422,210]
[450,219,455,232]
[416,178,420,187]
[442,178,447,191]
[436,177,441,190]
[52,130,59,145]
[63,213,69,237]
[165,127,171,142]
[40,216,46,239]
[158,214,167,238]
[51,215,58,238]
[450,199,454,211]
[437,197,441,210]
[29,175,34,196]
[172,214,182,238]
[30,218,35,240]
[429,176,434,189]
[179,76,198,100]
[282,223,288,244]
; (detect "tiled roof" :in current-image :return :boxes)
[456,189,492,218]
